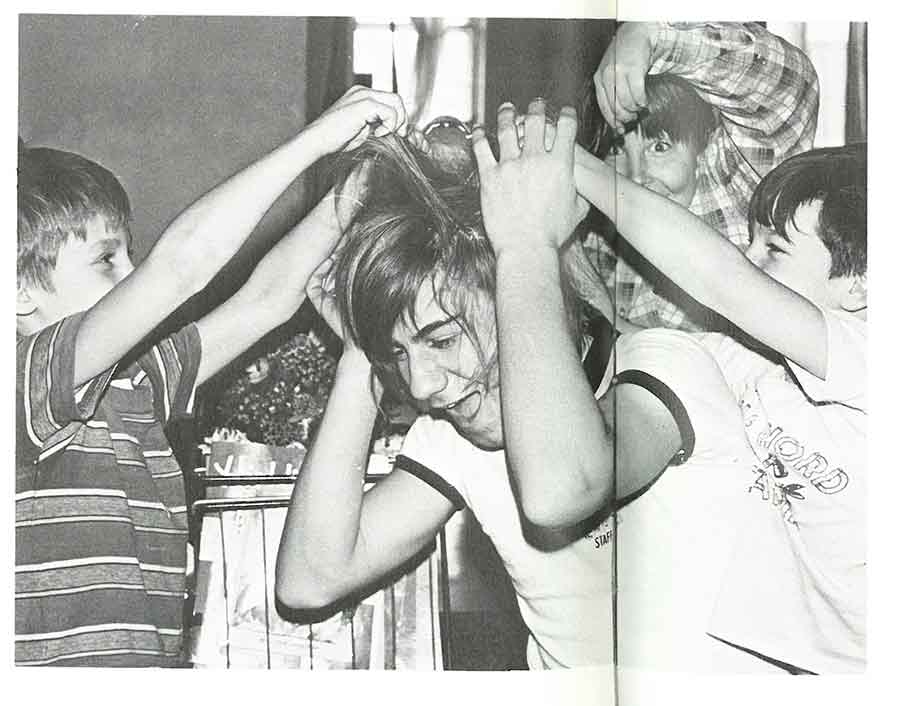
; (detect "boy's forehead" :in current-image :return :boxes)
[790,200,823,234]
[82,213,129,241]
[390,279,493,343]
[752,198,823,240]
[392,285,459,339]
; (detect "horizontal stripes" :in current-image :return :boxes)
[16,487,127,501]
[16,563,185,594]
[17,583,184,599]
[17,622,180,642]
[17,495,188,522]
[16,647,178,667]
[16,556,183,574]
[16,320,202,666]
[118,415,156,424]
[16,628,183,666]
[16,516,189,536]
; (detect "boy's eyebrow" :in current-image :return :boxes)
[410,317,459,343]
[90,237,124,250]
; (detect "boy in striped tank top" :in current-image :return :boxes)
[15,86,408,666]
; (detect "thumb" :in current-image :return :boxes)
[470,126,497,174]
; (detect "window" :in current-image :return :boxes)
[353,17,484,126]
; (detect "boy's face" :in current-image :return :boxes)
[604,127,700,208]
[746,200,848,309]
[390,283,503,451]
[21,214,134,332]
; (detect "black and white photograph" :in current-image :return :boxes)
[8,2,891,705]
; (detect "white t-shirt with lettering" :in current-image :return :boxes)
[704,309,866,673]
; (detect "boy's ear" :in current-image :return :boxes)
[16,286,38,317]
[839,274,867,313]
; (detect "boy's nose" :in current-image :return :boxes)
[616,147,646,186]
[744,239,767,269]
[628,153,650,186]
[406,355,448,403]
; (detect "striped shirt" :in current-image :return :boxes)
[586,22,820,331]
[16,313,201,666]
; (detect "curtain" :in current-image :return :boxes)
[410,18,446,126]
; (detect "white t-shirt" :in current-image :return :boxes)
[395,416,615,670]
[704,309,867,673]
[610,329,782,673]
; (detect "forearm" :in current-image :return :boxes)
[494,247,614,528]
[194,192,343,383]
[650,22,818,148]
[275,350,379,608]
[575,152,757,325]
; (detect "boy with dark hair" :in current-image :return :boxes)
[575,142,867,672]
[275,99,782,674]
[16,86,408,666]
[276,111,618,672]
[585,22,819,331]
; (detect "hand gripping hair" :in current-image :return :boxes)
[329,119,584,404]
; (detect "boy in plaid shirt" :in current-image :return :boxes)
[585,22,819,331]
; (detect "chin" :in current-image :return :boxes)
[456,425,504,452]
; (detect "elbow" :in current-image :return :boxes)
[274,569,343,612]
[274,547,351,612]
[517,470,611,531]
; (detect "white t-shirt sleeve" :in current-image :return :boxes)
[394,416,468,510]
[614,329,749,463]
[786,309,867,411]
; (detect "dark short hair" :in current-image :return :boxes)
[18,143,131,291]
[749,143,867,279]
[331,132,583,406]
[580,74,719,157]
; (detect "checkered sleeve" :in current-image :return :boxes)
[651,22,819,171]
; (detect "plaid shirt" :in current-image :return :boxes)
[586,22,820,331]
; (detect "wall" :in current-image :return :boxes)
[19,15,310,299]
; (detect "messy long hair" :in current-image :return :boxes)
[331,131,584,406]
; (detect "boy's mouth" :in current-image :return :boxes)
[440,389,483,422]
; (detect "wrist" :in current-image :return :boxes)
[495,245,561,285]
[338,347,372,376]
[294,120,333,163]
[336,347,383,405]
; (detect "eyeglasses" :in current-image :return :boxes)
[422,115,474,140]
[418,116,481,186]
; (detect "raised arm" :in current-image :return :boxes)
[596,22,818,165]
[192,190,340,384]
[470,100,674,528]
[274,265,454,610]
[74,86,407,387]
[574,145,827,377]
